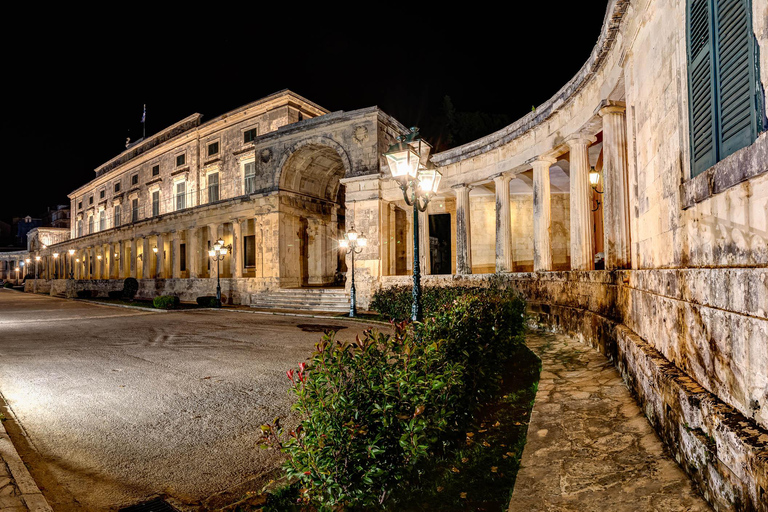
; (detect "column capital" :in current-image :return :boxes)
[565,133,598,149]
[529,156,557,169]
[595,99,626,117]
[492,172,513,183]
[451,183,473,190]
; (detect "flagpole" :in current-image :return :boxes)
[142,104,146,140]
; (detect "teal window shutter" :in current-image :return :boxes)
[687,0,718,176]
[714,0,758,160]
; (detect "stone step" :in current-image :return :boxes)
[250,287,351,313]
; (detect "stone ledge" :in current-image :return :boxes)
[681,133,768,209]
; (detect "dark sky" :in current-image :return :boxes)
[2,3,607,225]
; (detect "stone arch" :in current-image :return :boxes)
[277,136,350,288]
[277,136,352,202]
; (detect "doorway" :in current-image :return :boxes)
[429,214,451,275]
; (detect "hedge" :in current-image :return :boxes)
[153,295,180,309]
[196,296,219,307]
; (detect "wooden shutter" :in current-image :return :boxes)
[714,0,757,159]
[687,0,718,176]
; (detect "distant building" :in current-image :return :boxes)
[13,215,43,247]
[45,205,71,229]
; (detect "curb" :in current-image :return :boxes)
[214,307,392,326]
[0,419,53,512]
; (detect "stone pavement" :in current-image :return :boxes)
[509,331,711,512]
[0,420,52,512]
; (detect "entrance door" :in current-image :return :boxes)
[429,214,452,275]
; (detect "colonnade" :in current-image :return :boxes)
[446,102,631,275]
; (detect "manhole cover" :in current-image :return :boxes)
[119,497,178,512]
[297,324,347,333]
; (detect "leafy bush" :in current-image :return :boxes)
[123,277,139,299]
[153,295,180,309]
[76,290,94,298]
[370,284,503,321]
[196,295,219,307]
[3,282,13,289]
[108,290,124,299]
[260,287,526,509]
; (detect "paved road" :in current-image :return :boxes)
[0,290,384,511]
[510,332,710,512]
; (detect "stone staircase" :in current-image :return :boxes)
[249,287,350,313]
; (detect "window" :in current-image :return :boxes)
[152,165,160,177]
[243,128,257,143]
[114,205,121,227]
[686,0,761,177]
[180,243,187,272]
[176,154,186,167]
[244,161,256,195]
[131,174,139,186]
[77,220,83,237]
[208,141,219,156]
[244,235,256,267]
[100,190,105,199]
[152,190,160,216]
[88,215,94,234]
[131,198,139,222]
[114,182,121,193]
[208,172,219,203]
[175,181,186,210]
[89,196,94,205]
[78,201,82,210]
[99,210,106,231]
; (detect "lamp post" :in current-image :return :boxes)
[208,238,230,308]
[25,258,30,284]
[53,253,59,279]
[68,249,75,279]
[19,261,25,286]
[339,226,367,317]
[383,127,442,322]
[15,266,20,285]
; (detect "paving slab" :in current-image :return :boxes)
[509,331,711,512]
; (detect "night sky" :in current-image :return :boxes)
[3,3,607,226]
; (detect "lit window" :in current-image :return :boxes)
[244,161,256,195]
[208,172,219,203]
[175,181,186,210]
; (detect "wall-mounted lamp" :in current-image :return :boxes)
[589,166,603,212]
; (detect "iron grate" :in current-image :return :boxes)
[119,497,178,512]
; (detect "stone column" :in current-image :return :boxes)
[598,102,631,269]
[172,232,181,279]
[454,184,472,274]
[188,228,199,279]
[532,157,556,272]
[142,238,151,280]
[419,208,429,275]
[155,234,164,278]
[306,218,327,285]
[232,220,243,279]
[494,173,513,272]
[130,239,137,278]
[388,203,397,275]
[567,136,595,270]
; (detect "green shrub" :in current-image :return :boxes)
[196,295,219,307]
[260,287,526,509]
[3,282,13,289]
[123,277,139,299]
[370,284,501,321]
[76,290,94,298]
[153,295,180,309]
[108,290,124,299]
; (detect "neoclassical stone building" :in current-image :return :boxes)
[1,0,766,509]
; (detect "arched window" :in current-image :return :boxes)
[686,0,763,177]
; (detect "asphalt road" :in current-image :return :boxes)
[0,289,384,511]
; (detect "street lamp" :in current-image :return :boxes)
[53,253,59,279]
[34,256,40,293]
[15,266,20,284]
[208,238,230,308]
[68,249,75,279]
[19,261,25,285]
[339,226,367,317]
[383,127,442,322]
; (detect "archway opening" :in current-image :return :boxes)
[278,144,347,288]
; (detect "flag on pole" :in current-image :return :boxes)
[141,104,146,124]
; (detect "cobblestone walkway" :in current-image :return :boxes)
[509,331,711,512]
